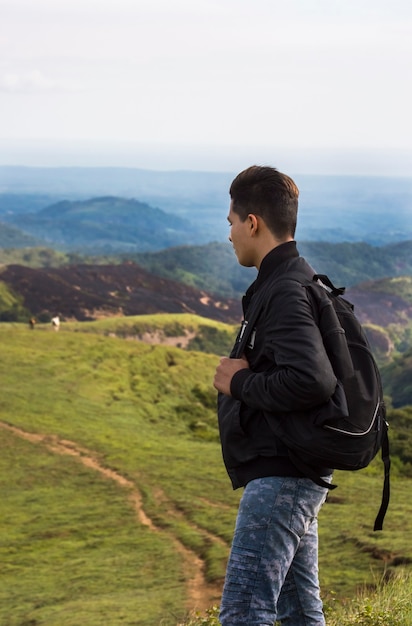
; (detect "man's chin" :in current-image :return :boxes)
[238,259,254,268]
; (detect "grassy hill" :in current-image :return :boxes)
[1,320,412,624]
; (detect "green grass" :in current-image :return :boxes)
[325,572,412,625]
[181,571,412,625]
[1,320,412,624]
[61,313,238,356]
[0,429,184,625]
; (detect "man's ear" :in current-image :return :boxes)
[247,214,259,234]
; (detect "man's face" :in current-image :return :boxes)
[227,201,255,267]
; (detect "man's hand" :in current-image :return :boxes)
[213,355,250,396]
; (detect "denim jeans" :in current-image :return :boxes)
[219,475,331,626]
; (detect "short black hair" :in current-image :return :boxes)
[230,165,299,238]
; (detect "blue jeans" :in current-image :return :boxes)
[219,475,331,626]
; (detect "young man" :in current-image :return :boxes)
[213,165,336,625]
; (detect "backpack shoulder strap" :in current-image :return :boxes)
[313,273,346,296]
[233,287,267,358]
[374,423,391,531]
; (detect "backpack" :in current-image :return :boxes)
[236,272,390,531]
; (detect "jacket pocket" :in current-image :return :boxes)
[217,393,258,468]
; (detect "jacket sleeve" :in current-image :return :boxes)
[230,280,337,413]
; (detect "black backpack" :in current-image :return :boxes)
[236,272,390,531]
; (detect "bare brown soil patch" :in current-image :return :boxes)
[0,263,241,323]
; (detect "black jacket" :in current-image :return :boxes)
[218,242,337,489]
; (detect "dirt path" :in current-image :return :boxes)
[0,421,223,614]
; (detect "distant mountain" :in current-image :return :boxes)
[1,166,411,244]
[3,196,209,251]
[0,193,67,216]
[0,263,241,323]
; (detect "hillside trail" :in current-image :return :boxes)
[0,421,223,615]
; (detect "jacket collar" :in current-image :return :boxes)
[242,241,299,310]
[255,241,299,289]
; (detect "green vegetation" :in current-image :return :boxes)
[366,276,412,300]
[0,246,71,268]
[132,242,256,299]
[1,428,182,626]
[182,572,412,625]
[0,324,230,625]
[131,241,412,297]
[323,572,412,626]
[0,281,30,321]
[300,241,412,290]
[64,313,237,357]
[1,321,412,624]
[63,313,412,410]
[61,313,412,409]
[382,349,412,407]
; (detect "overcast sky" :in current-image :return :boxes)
[1,0,412,174]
